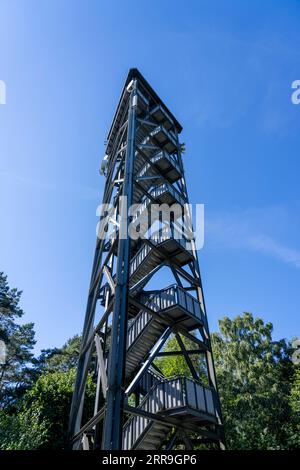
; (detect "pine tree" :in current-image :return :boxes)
[0,272,36,409]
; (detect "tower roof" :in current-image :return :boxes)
[106,68,182,153]
[126,68,182,133]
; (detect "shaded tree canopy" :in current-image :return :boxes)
[287,364,300,448]
[33,335,81,373]
[211,313,294,449]
[0,368,95,450]
[0,272,36,409]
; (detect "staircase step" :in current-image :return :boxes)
[148,433,166,441]
[144,438,161,446]
[141,444,157,450]
[143,333,158,341]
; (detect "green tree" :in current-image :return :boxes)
[154,333,207,382]
[0,272,36,409]
[0,368,95,450]
[33,335,81,373]
[154,334,192,377]
[212,312,293,449]
[287,364,300,448]
[0,408,47,450]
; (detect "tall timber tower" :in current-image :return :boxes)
[69,69,225,450]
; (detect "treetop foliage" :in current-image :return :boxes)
[0,272,299,450]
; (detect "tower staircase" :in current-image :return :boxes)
[69,68,224,451]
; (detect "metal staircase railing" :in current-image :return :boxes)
[125,285,204,379]
[123,376,217,450]
[125,309,164,379]
[149,104,175,131]
[129,226,194,287]
[140,284,204,328]
[137,150,180,181]
[138,123,178,156]
[138,367,164,394]
[150,125,178,154]
[133,150,181,204]
[131,182,186,238]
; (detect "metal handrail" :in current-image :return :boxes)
[127,285,204,350]
[131,180,186,224]
[129,227,193,278]
[140,285,204,322]
[150,124,178,149]
[123,375,216,450]
[137,150,180,179]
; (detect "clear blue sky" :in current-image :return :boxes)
[1,0,300,353]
